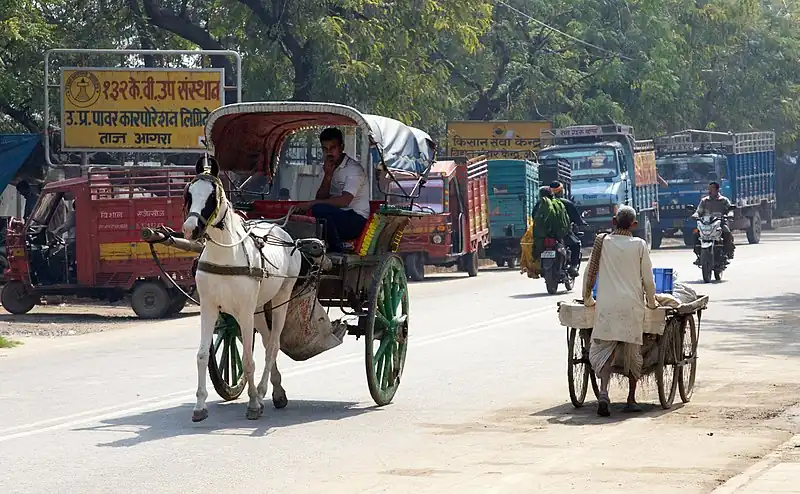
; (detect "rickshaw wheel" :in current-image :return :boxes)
[656,321,679,409]
[1,280,38,315]
[568,327,598,407]
[208,312,251,401]
[679,315,699,403]
[365,254,409,406]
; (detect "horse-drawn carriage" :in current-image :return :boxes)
[557,292,709,409]
[143,102,435,420]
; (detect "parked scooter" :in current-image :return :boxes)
[686,204,735,283]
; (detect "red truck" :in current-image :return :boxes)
[2,166,196,318]
[390,156,490,281]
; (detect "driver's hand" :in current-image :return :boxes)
[323,158,337,176]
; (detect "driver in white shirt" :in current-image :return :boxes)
[297,127,369,251]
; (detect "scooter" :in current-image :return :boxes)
[686,204,734,283]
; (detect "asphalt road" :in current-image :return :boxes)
[1,230,800,493]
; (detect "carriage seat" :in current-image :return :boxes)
[246,200,386,254]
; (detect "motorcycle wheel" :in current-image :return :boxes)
[564,273,574,292]
[700,250,713,283]
[714,269,722,281]
[545,278,559,294]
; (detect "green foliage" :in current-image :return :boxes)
[2,0,800,152]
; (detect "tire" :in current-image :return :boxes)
[494,259,505,268]
[506,258,519,269]
[465,251,479,277]
[564,273,574,292]
[168,294,188,316]
[655,320,679,409]
[130,281,171,319]
[652,229,663,250]
[365,254,409,406]
[1,280,38,314]
[746,211,761,244]
[700,249,713,283]
[636,214,653,251]
[713,269,722,281]
[567,328,599,407]
[683,229,695,247]
[404,253,425,282]
[545,276,559,294]
[679,315,699,403]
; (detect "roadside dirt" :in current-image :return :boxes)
[0,298,199,337]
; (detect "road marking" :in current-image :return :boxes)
[0,306,553,443]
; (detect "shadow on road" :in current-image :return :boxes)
[509,291,571,300]
[0,311,197,324]
[531,400,681,426]
[703,293,800,357]
[74,399,371,447]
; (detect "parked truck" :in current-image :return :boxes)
[483,159,540,268]
[654,130,776,247]
[538,124,660,247]
[391,156,490,281]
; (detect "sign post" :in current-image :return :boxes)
[44,48,242,166]
[60,68,224,152]
[446,120,552,160]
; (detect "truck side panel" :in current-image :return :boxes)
[728,150,776,206]
[486,159,533,240]
[632,146,659,216]
[466,160,489,250]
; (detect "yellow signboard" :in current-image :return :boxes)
[447,120,552,160]
[61,68,224,151]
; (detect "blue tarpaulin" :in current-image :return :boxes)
[0,134,40,192]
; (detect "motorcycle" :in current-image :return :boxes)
[541,215,586,295]
[686,204,734,283]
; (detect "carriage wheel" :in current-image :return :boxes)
[679,315,699,403]
[655,321,679,409]
[208,312,248,401]
[567,328,599,407]
[365,253,409,406]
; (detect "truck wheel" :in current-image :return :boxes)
[131,281,171,319]
[495,259,505,268]
[683,229,695,247]
[635,214,653,251]
[1,281,38,315]
[746,211,762,244]
[652,229,663,250]
[465,252,479,277]
[404,253,425,281]
[168,294,188,316]
[506,258,519,269]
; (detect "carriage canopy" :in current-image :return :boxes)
[203,102,435,180]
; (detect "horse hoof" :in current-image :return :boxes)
[192,409,209,422]
[246,406,262,420]
[273,394,288,409]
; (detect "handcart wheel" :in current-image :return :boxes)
[567,327,599,407]
[655,319,679,409]
[208,312,252,401]
[364,254,409,406]
[679,315,699,403]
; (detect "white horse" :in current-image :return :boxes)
[182,156,302,421]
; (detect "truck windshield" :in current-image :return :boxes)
[541,148,618,179]
[387,179,444,213]
[657,156,721,184]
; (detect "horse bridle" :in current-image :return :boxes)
[185,173,226,238]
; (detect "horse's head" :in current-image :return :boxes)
[182,156,227,240]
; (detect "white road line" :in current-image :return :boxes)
[0,305,553,443]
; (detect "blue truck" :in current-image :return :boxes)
[483,159,540,268]
[654,130,776,247]
[538,124,660,248]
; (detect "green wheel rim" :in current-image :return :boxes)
[365,254,409,406]
[208,312,247,401]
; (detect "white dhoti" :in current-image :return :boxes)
[589,339,643,380]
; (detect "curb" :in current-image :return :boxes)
[770,216,800,228]
[711,434,800,493]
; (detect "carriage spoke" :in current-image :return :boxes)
[231,337,241,383]
[374,312,391,329]
[220,337,230,383]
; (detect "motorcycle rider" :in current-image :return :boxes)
[549,181,588,277]
[692,181,735,261]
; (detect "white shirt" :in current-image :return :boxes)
[589,235,656,345]
[330,154,369,218]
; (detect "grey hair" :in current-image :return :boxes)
[615,205,637,230]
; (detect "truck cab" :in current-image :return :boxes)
[390,156,489,281]
[539,124,659,247]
